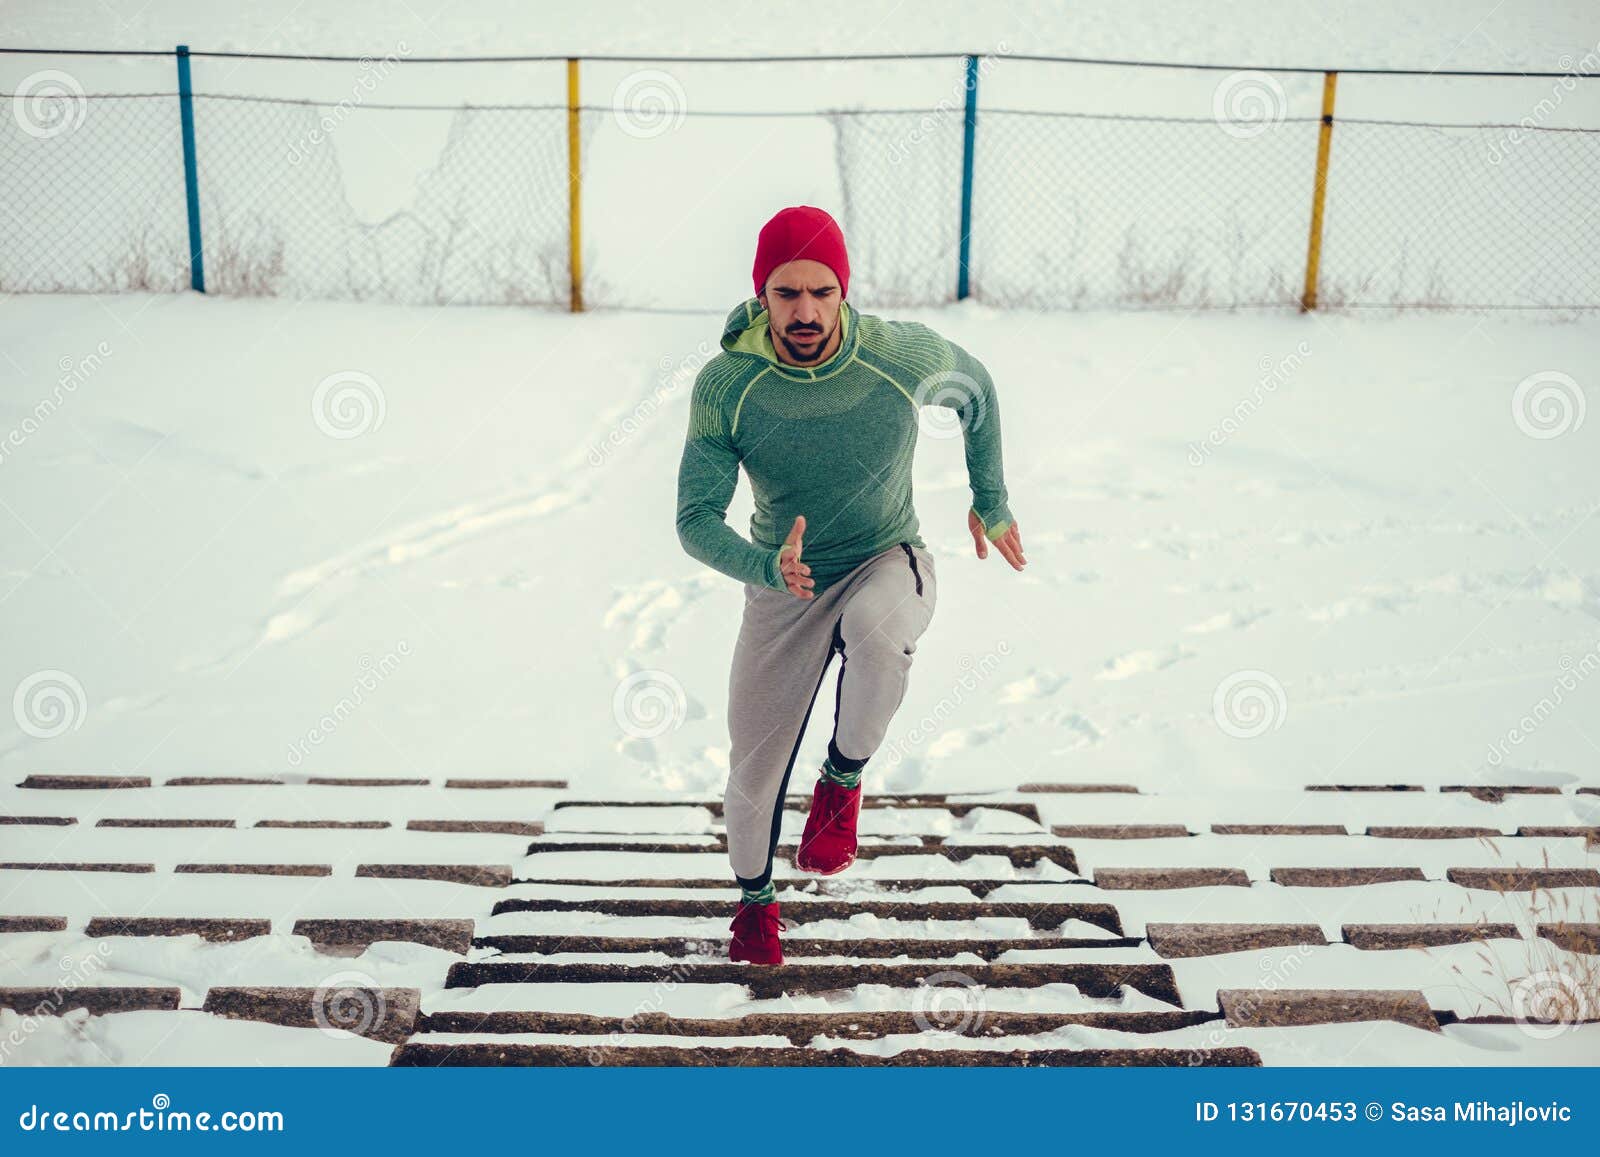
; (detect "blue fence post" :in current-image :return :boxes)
[956,53,979,301]
[176,44,206,293]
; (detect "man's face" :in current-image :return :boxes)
[758,259,842,366]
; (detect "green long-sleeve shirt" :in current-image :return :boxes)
[675,296,1015,596]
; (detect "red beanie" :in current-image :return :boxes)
[752,205,850,300]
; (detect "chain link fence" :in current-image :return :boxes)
[3,90,591,305]
[3,52,1597,311]
[1317,119,1600,308]
[833,104,1600,311]
[3,93,189,293]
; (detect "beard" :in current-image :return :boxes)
[778,318,833,363]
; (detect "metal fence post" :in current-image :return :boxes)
[567,57,584,312]
[956,53,979,301]
[175,44,206,293]
[1299,70,1338,311]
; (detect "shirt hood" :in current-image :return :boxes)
[719,296,859,380]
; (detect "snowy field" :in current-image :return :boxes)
[3,0,1599,1069]
[1,293,1596,1066]
[2,294,1597,792]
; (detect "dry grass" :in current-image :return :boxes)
[1422,841,1599,1034]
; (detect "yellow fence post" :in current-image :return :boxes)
[567,57,584,313]
[1299,70,1338,312]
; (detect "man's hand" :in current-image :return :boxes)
[777,514,815,598]
[969,507,1026,571]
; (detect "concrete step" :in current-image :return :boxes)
[1094,868,1250,890]
[444,959,1182,1003]
[0,986,180,1014]
[83,917,270,942]
[509,876,1087,897]
[1447,867,1600,891]
[1018,784,1140,794]
[1010,787,1593,831]
[489,896,1123,933]
[551,796,1041,822]
[19,775,150,789]
[1,861,153,873]
[1054,824,1191,839]
[355,863,513,887]
[1219,988,1440,1032]
[176,863,331,876]
[408,820,545,836]
[291,918,475,955]
[72,915,476,953]
[390,1040,1258,1066]
[1342,923,1523,950]
[1538,923,1600,953]
[521,839,1079,870]
[202,985,419,1043]
[474,933,1137,958]
[414,1006,1213,1041]
[1270,867,1425,886]
[1146,923,1325,958]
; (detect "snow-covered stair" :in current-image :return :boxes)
[3,775,1597,1065]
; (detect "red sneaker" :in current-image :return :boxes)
[795,775,861,875]
[729,899,784,965]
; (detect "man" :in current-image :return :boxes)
[674,205,1025,966]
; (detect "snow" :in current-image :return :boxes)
[0,930,456,1004]
[0,1007,397,1066]
[3,0,1599,1069]
[4,296,1596,793]
[2,0,1594,71]
[10,1007,1596,1067]
[3,291,1598,1067]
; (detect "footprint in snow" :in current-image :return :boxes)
[1095,645,1194,681]
[1183,608,1271,633]
[998,670,1069,703]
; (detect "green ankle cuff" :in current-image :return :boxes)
[820,755,862,789]
[739,881,777,905]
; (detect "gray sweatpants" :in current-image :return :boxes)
[724,540,938,889]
